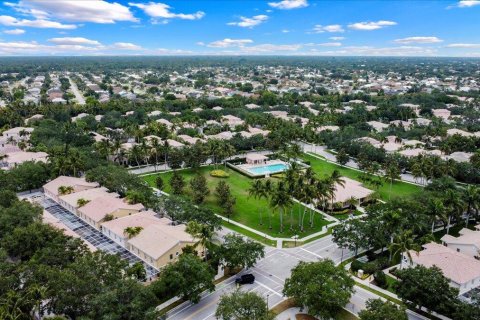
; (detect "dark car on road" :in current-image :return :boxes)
[235,274,255,285]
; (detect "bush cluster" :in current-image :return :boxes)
[210,170,229,178]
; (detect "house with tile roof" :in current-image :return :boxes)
[403,242,480,295]
[77,195,145,229]
[101,210,195,269]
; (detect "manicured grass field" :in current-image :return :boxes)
[302,153,422,201]
[143,165,330,238]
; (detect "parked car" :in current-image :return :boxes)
[235,274,255,285]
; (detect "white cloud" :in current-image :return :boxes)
[329,36,345,40]
[268,0,308,10]
[394,36,443,44]
[207,38,253,48]
[16,0,137,23]
[446,43,480,48]
[317,42,342,47]
[111,42,142,50]
[281,29,290,33]
[0,15,76,29]
[0,39,144,55]
[348,20,397,30]
[129,2,204,20]
[312,24,344,33]
[3,28,25,35]
[457,1,480,7]
[227,15,268,28]
[48,37,101,46]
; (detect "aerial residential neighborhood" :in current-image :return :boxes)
[1,0,480,320]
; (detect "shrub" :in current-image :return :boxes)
[374,270,387,288]
[210,170,229,178]
[351,260,364,272]
[363,262,379,275]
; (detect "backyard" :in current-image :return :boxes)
[143,165,331,238]
[302,153,422,201]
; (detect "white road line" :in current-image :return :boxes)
[255,280,283,297]
[299,247,323,258]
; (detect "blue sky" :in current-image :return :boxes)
[0,0,479,56]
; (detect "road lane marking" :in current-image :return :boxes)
[299,247,323,258]
[255,280,283,297]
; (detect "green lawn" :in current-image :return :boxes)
[303,154,421,201]
[143,165,330,238]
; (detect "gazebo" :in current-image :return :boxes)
[245,153,267,165]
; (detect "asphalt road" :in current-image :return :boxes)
[166,235,356,320]
[67,76,86,105]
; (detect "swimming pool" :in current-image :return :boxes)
[247,163,289,175]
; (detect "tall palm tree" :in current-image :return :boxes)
[219,142,235,168]
[150,137,161,172]
[248,179,265,225]
[444,189,466,234]
[129,144,143,167]
[464,185,480,223]
[427,198,448,233]
[269,181,293,233]
[328,170,345,212]
[383,162,401,199]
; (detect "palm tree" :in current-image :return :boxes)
[77,198,90,207]
[95,138,111,160]
[248,179,265,225]
[58,185,74,195]
[389,230,419,267]
[123,226,143,239]
[463,185,480,223]
[427,198,448,233]
[185,220,213,258]
[444,189,466,234]
[162,140,171,168]
[383,162,401,199]
[328,170,345,212]
[150,137,161,171]
[219,142,235,168]
[129,144,143,167]
[269,181,293,233]
[411,160,423,185]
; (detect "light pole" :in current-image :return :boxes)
[266,294,270,310]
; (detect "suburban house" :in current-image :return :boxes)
[43,176,99,203]
[77,195,145,229]
[221,115,245,129]
[1,151,48,170]
[100,210,195,269]
[326,177,374,209]
[403,242,480,295]
[441,227,480,259]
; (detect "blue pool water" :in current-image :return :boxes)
[247,163,289,175]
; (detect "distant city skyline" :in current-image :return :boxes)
[0,0,479,56]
